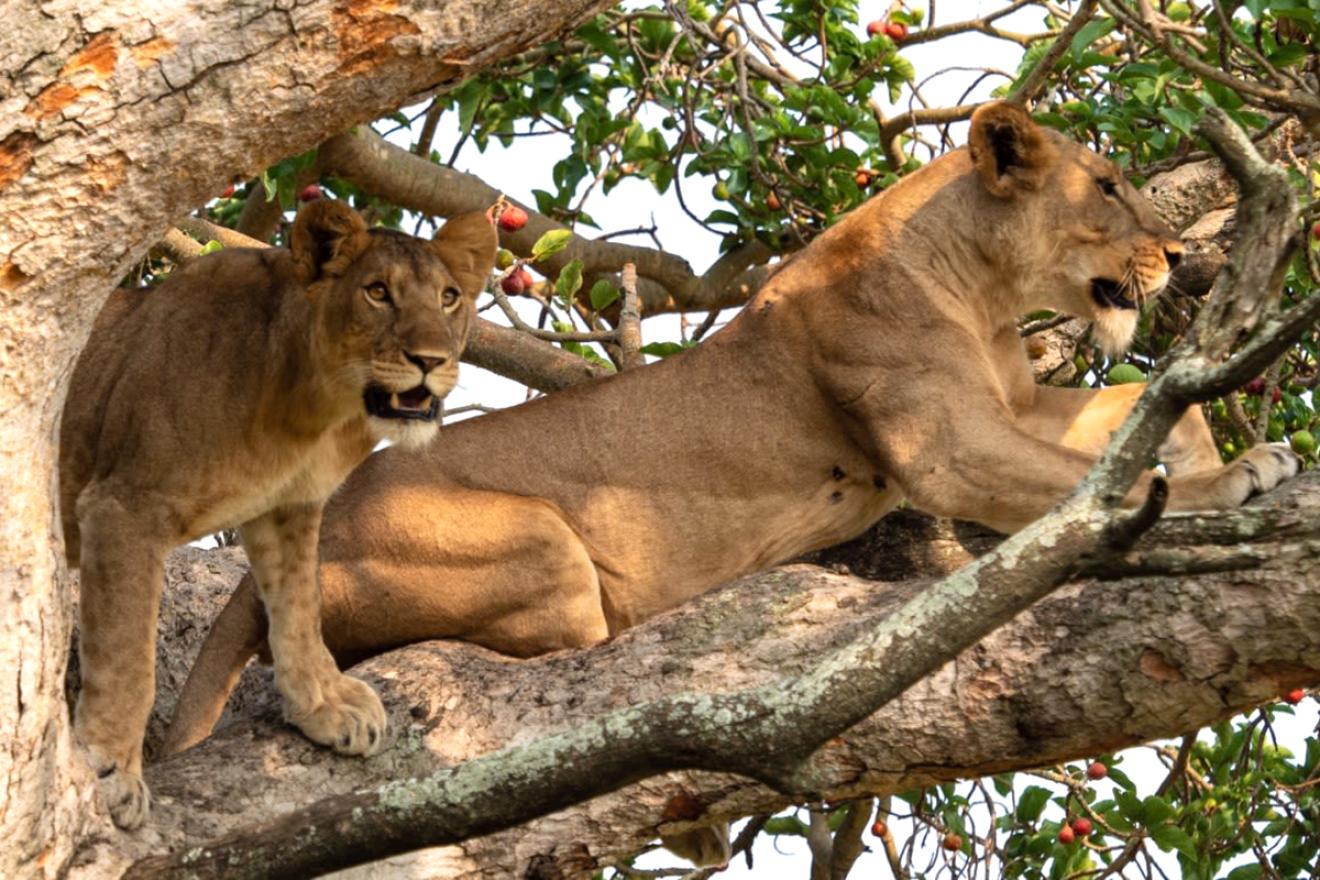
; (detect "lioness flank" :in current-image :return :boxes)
[60,200,497,829]
[166,103,1296,859]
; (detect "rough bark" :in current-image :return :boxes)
[0,2,617,877]
[93,471,1320,878]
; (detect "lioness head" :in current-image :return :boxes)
[289,200,497,448]
[967,102,1183,355]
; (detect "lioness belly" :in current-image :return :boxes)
[573,468,902,628]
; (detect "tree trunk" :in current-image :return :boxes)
[98,472,1320,877]
[0,3,616,877]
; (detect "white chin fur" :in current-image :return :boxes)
[368,416,439,450]
[1091,309,1138,358]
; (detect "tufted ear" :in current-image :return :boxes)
[430,211,498,299]
[289,199,370,284]
[968,101,1055,198]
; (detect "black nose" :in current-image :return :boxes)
[1165,246,1183,270]
[404,351,448,374]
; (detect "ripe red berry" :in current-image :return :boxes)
[871,818,888,837]
[765,191,781,211]
[1285,688,1305,705]
[1272,387,1283,404]
[1058,824,1075,844]
[497,205,529,232]
[866,19,885,37]
[220,184,236,199]
[298,184,322,202]
[1086,761,1108,780]
[942,832,962,852]
[1071,817,1093,837]
[885,21,909,40]
[500,267,533,295]
[1312,220,1320,241]
[1243,377,1266,396]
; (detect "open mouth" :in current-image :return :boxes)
[363,385,439,422]
[1090,278,1137,311]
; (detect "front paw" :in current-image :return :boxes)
[91,757,150,830]
[1236,443,1300,500]
[285,673,387,757]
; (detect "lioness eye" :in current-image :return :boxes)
[364,282,391,304]
[441,287,460,307]
[1097,177,1119,197]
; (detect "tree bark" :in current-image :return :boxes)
[101,472,1320,877]
[0,3,616,877]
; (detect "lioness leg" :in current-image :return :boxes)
[863,396,1295,533]
[166,490,609,754]
[1020,384,1222,475]
[74,492,167,830]
[240,503,386,756]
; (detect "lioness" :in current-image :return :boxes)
[166,104,1295,859]
[59,199,496,829]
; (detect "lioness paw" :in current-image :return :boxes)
[94,762,150,830]
[1235,443,1300,500]
[285,673,387,757]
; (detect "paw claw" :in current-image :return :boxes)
[285,673,387,757]
[98,766,150,830]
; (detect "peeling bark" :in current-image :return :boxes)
[0,3,618,876]
[88,472,1320,877]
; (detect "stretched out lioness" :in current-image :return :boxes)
[60,200,496,829]
[166,104,1295,859]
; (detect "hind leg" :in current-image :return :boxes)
[74,492,167,830]
[315,488,611,659]
[241,502,386,756]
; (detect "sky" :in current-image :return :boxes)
[369,2,1319,876]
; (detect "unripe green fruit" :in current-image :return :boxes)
[1105,363,1145,385]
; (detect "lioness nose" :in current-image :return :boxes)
[404,351,448,374]
[1164,242,1183,270]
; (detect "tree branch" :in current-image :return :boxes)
[318,127,772,314]
[113,472,1320,878]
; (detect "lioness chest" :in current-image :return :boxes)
[186,419,374,539]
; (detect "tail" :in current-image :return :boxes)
[161,571,267,757]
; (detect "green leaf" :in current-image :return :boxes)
[640,341,690,358]
[555,259,584,306]
[1141,795,1175,826]
[198,240,224,256]
[260,167,276,202]
[531,229,574,262]
[1158,106,1197,135]
[1070,17,1115,59]
[589,280,619,310]
[1017,786,1053,822]
[1149,824,1197,858]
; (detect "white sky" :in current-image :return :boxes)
[365,3,1318,876]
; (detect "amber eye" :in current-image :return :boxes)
[364,282,391,305]
[441,287,460,308]
[1097,177,1119,197]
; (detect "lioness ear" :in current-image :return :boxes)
[968,101,1055,198]
[290,199,370,283]
[430,212,498,298]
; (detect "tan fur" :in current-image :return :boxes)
[60,200,496,829]
[166,105,1296,858]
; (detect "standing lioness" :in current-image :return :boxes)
[60,200,496,829]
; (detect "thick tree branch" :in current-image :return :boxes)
[112,472,1320,878]
[319,127,771,314]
